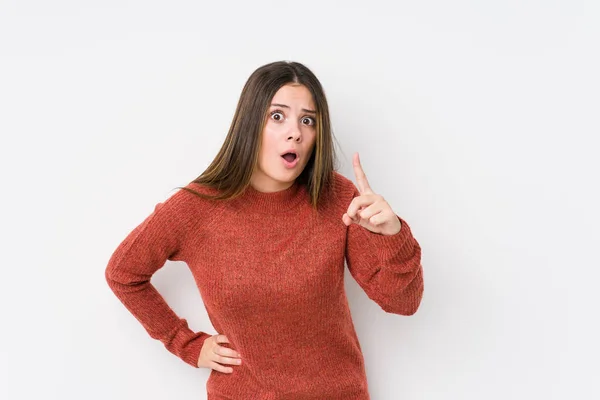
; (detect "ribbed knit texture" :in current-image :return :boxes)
[105,171,424,399]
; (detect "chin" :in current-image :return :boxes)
[269,172,298,186]
[274,175,295,184]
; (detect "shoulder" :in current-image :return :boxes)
[163,181,220,202]
[154,181,221,222]
[319,171,359,212]
[329,171,359,199]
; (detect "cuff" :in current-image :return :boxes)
[367,215,419,262]
[179,331,213,368]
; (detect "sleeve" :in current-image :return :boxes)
[104,189,212,368]
[345,189,424,315]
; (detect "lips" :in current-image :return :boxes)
[280,149,298,163]
[281,150,299,168]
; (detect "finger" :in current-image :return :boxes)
[353,152,372,194]
[214,345,241,358]
[368,210,386,226]
[344,212,367,226]
[346,194,375,219]
[357,202,386,221]
[342,213,356,226]
[215,334,229,344]
[209,361,233,374]
[213,352,243,365]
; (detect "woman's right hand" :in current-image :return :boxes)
[197,334,242,373]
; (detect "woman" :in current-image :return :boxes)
[105,61,424,399]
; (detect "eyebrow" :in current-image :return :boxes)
[270,103,316,114]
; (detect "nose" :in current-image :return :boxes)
[287,120,302,142]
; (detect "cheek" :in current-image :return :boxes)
[303,128,317,148]
[259,126,278,160]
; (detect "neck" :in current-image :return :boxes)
[250,180,294,193]
[249,169,297,193]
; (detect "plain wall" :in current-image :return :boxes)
[1,1,598,399]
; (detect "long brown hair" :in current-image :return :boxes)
[177,61,340,210]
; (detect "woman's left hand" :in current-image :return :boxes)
[342,152,402,236]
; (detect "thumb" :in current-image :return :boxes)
[342,212,358,226]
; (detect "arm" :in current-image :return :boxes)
[105,189,211,367]
[345,192,424,315]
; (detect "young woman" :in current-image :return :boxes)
[105,61,424,399]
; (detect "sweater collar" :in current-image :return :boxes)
[233,180,306,213]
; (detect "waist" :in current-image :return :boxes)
[206,337,369,399]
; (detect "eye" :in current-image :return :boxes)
[302,116,316,126]
[270,110,284,121]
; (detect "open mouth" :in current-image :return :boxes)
[281,152,298,163]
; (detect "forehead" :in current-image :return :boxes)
[271,84,315,107]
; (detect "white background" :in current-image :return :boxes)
[1,1,598,399]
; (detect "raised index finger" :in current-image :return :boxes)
[353,152,372,194]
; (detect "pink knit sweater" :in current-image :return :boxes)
[105,171,423,399]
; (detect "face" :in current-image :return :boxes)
[250,83,317,192]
